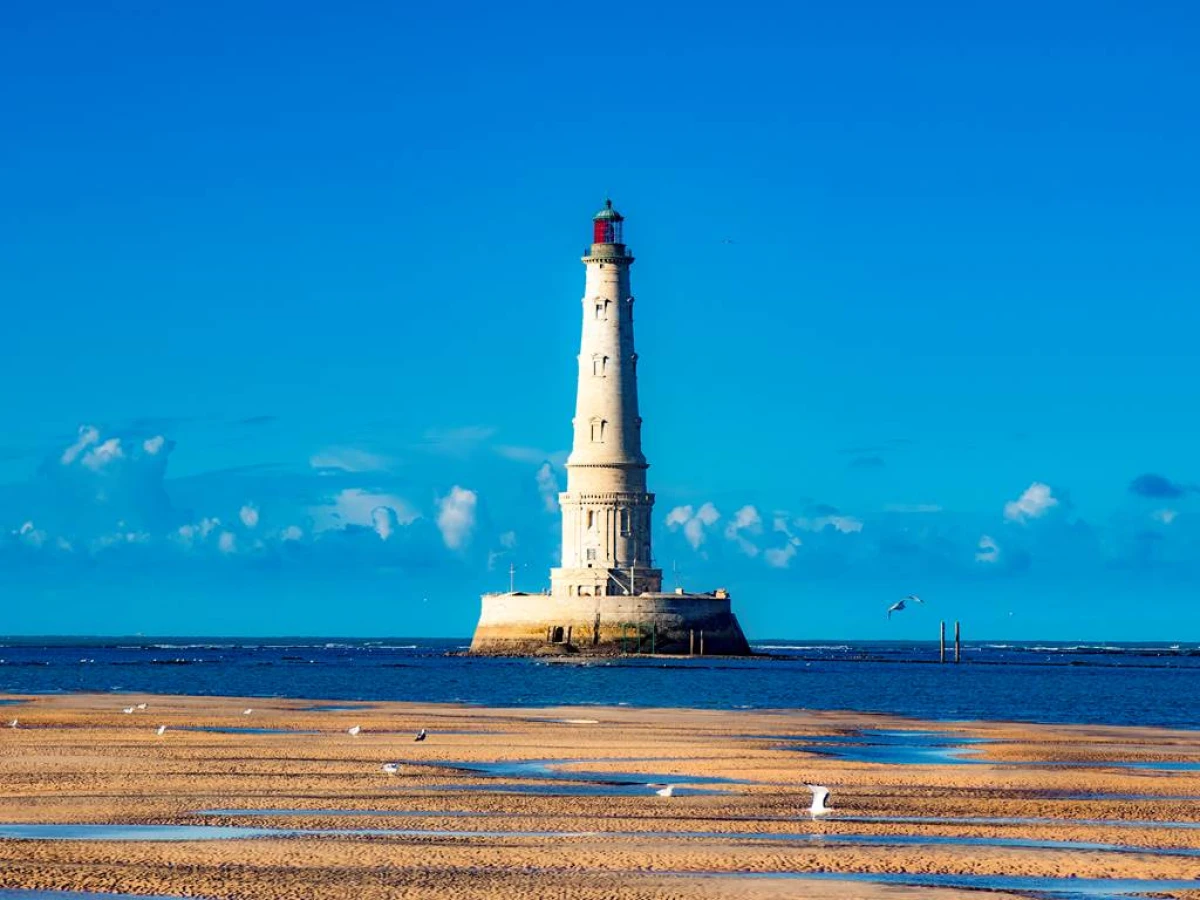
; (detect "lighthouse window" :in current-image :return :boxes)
[594,301,604,321]
[586,548,597,561]
[586,510,595,530]
[590,419,606,443]
[592,355,608,376]
[619,509,630,536]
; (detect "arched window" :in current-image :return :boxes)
[589,418,606,443]
[592,355,608,377]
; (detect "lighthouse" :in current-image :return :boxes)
[550,200,662,600]
[469,202,751,656]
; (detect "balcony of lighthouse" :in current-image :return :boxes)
[582,243,634,263]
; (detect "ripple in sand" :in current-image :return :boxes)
[689,872,1200,898]
[413,757,747,788]
[0,891,186,899]
[7,822,1200,859]
[179,727,317,735]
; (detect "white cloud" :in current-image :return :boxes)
[217,531,237,554]
[60,425,100,465]
[795,514,864,534]
[724,505,762,557]
[81,438,124,471]
[975,534,1000,563]
[142,435,165,455]
[1004,482,1058,523]
[536,462,560,513]
[311,489,418,534]
[16,521,46,548]
[371,506,399,541]
[280,525,304,542]
[239,504,259,529]
[1153,508,1179,525]
[666,503,721,550]
[309,447,394,473]
[437,486,477,549]
[199,517,221,538]
[499,530,518,549]
[764,543,798,568]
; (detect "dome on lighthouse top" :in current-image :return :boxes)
[593,199,623,222]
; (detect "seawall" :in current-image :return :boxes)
[469,591,752,656]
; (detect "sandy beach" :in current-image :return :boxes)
[2,693,1200,899]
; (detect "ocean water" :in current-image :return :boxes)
[1,638,1199,729]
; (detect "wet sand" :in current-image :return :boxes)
[2,693,1200,899]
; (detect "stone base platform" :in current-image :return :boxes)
[468,590,752,656]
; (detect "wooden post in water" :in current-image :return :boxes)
[699,630,705,656]
[689,629,695,656]
[954,621,961,663]
[651,622,657,655]
[939,621,946,664]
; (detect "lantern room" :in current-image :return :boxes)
[592,199,624,244]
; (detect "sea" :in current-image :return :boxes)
[1,638,1198,730]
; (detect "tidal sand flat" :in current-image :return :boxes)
[2,694,1200,899]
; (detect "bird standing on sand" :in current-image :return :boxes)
[7,719,16,729]
[156,725,166,736]
[347,725,361,736]
[122,706,135,714]
[243,709,253,715]
[805,783,832,817]
[381,763,400,776]
[414,729,427,742]
[653,784,675,797]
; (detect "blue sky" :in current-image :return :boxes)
[2,1,1198,638]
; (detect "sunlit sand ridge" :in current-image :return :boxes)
[2,693,1200,899]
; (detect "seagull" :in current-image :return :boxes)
[654,784,675,797]
[887,599,906,619]
[7,719,16,729]
[414,729,427,742]
[156,725,167,736]
[347,725,361,737]
[122,706,135,714]
[805,783,832,817]
[904,594,924,604]
[136,703,148,710]
[381,762,400,776]
[243,709,253,715]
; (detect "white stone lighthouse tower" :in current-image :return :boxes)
[469,202,750,656]
[549,201,663,599]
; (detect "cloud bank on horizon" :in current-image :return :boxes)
[1,415,1197,637]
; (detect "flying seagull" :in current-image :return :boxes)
[347,725,361,737]
[653,784,675,797]
[414,729,427,742]
[904,594,923,604]
[156,725,167,736]
[805,783,832,817]
[887,599,906,619]
[381,763,400,776]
